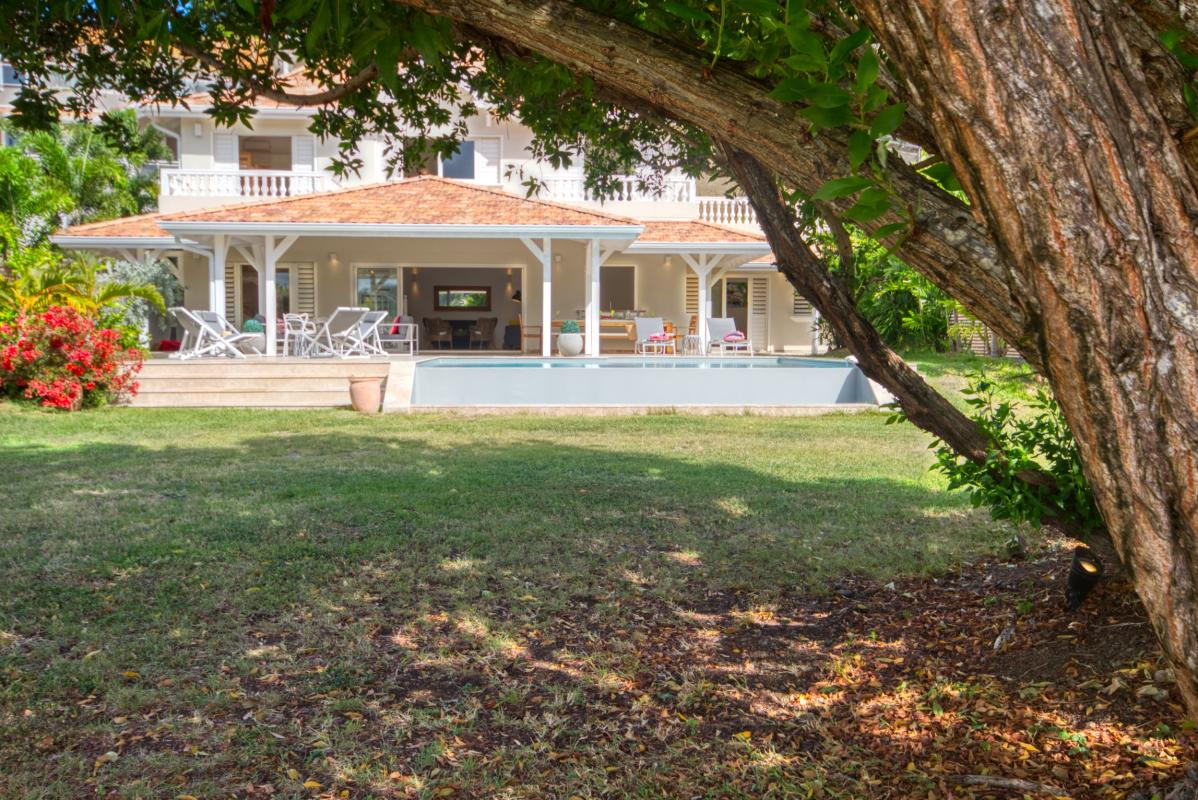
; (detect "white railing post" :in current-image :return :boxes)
[158,168,336,200]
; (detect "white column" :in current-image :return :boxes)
[697,273,711,352]
[585,240,601,356]
[263,236,278,356]
[542,239,552,357]
[210,234,228,313]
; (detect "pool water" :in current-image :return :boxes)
[412,356,879,407]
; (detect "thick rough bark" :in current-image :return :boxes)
[402,0,1044,369]
[854,0,1198,715]
[722,145,991,463]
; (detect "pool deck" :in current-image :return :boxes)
[134,353,895,412]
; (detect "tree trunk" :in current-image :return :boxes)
[405,0,1046,370]
[720,145,991,463]
[853,0,1198,714]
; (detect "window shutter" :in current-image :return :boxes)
[684,273,698,315]
[473,137,501,183]
[224,263,238,322]
[287,262,317,315]
[793,290,813,316]
[291,135,315,172]
[213,133,237,169]
[750,276,769,349]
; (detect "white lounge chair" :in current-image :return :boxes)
[706,317,753,356]
[634,317,675,355]
[169,307,257,360]
[309,307,370,357]
[348,310,390,356]
[197,310,265,355]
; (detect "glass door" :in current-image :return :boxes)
[726,278,749,334]
[355,266,400,316]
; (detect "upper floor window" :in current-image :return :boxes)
[240,136,292,171]
[441,140,476,180]
[1,63,21,86]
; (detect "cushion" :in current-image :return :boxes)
[723,331,746,342]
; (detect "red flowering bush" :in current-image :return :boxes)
[0,305,143,409]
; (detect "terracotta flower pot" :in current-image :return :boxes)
[348,376,383,413]
[558,332,584,357]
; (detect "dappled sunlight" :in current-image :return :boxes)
[1,411,1192,796]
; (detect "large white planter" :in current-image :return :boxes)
[558,332,584,357]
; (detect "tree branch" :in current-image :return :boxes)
[399,0,1044,371]
[175,42,380,107]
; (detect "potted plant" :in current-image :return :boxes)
[558,319,583,356]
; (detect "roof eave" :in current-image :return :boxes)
[625,241,771,254]
[51,236,176,249]
[158,222,645,239]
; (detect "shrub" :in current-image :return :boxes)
[0,305,144,409]
[928,373,1103,534]
[560,319,581,334]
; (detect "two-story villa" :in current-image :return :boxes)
[50,73,823,356]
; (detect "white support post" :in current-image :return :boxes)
[680,253,714,352]
[210,234,228,314]
[542,239,552,357]
[520,237,553,357]
[585,240,602,355]
[263,236,279,356]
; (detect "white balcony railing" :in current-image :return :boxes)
[159,168,335,200]
[697,197,758,228]
[539,175,696,203]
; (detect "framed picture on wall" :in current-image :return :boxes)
[433,286,492,311]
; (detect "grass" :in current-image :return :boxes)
[15,360,1186,799]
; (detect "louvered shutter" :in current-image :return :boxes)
[291,135,315,172]
[288,262,317,315]
[213,133,237,169]
[793,290,813,316]
[224,263,238,322]
[750,277,769,351]
[473,137,501,183]
[684,273,698,315]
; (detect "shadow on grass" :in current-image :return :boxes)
[3,430,1174,798]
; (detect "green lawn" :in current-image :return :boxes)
[0,365,1068,798]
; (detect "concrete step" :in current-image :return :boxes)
[140,360,391,379]
[129,390,354,408]
[135,377,381,393]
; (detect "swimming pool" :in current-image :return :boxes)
[411,356,882,408]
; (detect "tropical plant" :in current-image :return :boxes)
[0,305,143,409]
[929,373,1102,535]
[559,319,580,334]
[0,110,169,241]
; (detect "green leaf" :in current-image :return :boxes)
[869,103,907,138]
[804,83,852,109]
[869,222,909,240]
[828,28,870,66]
[847,130,873,170]
[1184,83,1198,119]
[799,104,854,129]
[811,175,873,201]
[768,77,810,103]
[921,161,962,193]
[661,1,713,22]
[785,27,826,69]
[855,50,879,96]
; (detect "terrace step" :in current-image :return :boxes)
[129,358,398,408]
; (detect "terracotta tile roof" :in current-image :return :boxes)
[161,177,640,227]
[750,253,776,263]
[637,219,765,244]
[54,212,171,239]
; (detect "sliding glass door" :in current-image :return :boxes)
[355,266,400,316]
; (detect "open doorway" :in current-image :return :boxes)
[725,278,749,334]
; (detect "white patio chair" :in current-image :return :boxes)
[634,317,675,355]
[169,307,253,359]
[282,313,318,357]
[378,316,418,355]
[309,307,370,357]
[706,317,753,356]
